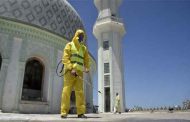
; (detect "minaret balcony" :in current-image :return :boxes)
[93,15,126,37]
[95,15,123,24]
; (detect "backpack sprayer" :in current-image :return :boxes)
[56,60,102,94]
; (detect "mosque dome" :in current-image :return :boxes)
[0,0,84,40]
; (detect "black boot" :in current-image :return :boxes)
[78,114,87,118]
[61,114,67,119]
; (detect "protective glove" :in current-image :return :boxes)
[71,69,77,77]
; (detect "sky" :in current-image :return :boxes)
[68,0,190,109]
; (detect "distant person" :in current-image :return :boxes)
[168,107,174,113]
[114,93,121,114]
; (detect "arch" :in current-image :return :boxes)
[21,58,44,101]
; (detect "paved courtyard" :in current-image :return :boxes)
[0,111,190,122]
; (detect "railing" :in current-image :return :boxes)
[96,15,123,23]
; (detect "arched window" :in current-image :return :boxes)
[0,54,2,71]
[22,58,44,101]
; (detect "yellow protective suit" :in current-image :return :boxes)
[114,95,121,113]
[61,29,90,116]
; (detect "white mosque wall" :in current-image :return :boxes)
[0,20,96,113]
[18,38,54,113]
[2,37,23,112]
[97,35,104,113]
[111,31,125,112]
[0,33,10,110]
[51,50,63,113]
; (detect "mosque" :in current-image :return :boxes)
[0,0,96,114]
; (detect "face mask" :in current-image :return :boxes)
[78,34,84,43]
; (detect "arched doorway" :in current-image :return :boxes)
[21,58,44,101]
[0,54,2,71]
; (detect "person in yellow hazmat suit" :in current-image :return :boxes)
[114,93,121,114]
[60,29,90,118]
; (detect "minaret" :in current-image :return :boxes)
[93,0,126,112]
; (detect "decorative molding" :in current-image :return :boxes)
[0,17,67,50]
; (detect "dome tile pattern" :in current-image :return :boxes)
[0,0,84,40]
